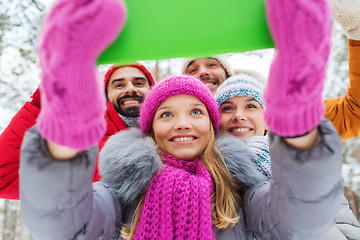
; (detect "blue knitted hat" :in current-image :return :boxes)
[214,71,265,108]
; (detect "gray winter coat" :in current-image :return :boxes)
[319,195,360,240]
[20,119,343,239]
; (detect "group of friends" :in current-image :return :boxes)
[1,0,360,239]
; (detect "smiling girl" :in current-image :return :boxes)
[215,70,360,239]
[215,70,268,142]
[214,71,272,178]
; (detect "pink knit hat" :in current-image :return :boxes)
[140,75,220,135]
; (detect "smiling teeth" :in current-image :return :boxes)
[232,127,250,132]
[123,100,139,105]
[205,82,214,87]
[173,137,195,142]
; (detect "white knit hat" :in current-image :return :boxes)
[181,55,234,78]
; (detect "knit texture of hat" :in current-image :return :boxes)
[330,0,360,40]
[214,72,265,108]
[181,55,234,77]
[246,136,271,179]
[36,0,127,151]
[140,76,219,135]
[264,0,331,137]
[103,63,156,92]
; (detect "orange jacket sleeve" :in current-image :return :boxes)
[324,39,360,142]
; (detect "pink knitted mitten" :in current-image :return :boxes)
[37,0,127,150]
[264,0,332,137]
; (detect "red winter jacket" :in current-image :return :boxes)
[0,63,155,200]
[0,94,40,199]
[0,93,127,200]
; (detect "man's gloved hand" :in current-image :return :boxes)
[329,0,360,40]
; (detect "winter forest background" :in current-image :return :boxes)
[1,0,360,239]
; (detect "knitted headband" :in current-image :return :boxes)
[214,71,265,108]
[103,63,156,92]
[140,75,220,135]
[181,55,234,78]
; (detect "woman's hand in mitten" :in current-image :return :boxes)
[37,0,127,151]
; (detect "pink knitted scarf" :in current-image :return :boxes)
[134,153,215,240]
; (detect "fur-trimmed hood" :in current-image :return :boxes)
[99,128,267,206]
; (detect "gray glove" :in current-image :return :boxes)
[329,0,360,40]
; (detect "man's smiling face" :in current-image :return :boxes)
[107,66,151,117]
[185,58,227,94]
